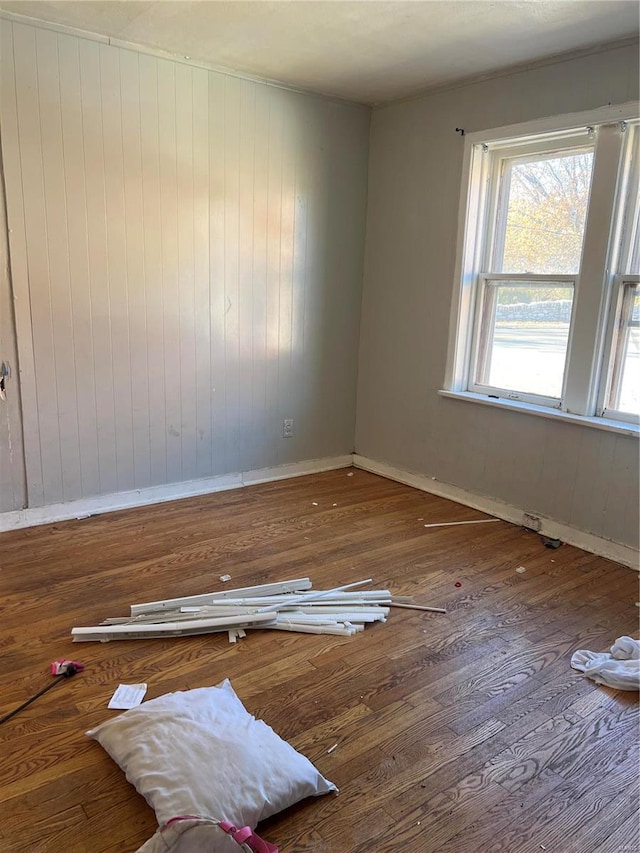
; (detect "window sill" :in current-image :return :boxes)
[438,390,640,437]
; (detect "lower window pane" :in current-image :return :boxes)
[477,281,573,399]
[608,283,639,415]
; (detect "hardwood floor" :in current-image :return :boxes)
[0,468,637,852]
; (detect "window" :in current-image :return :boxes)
[474,279,574,402]
[446,104,640,428]
[606,280,639,416]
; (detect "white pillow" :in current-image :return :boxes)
[87,679,336,830]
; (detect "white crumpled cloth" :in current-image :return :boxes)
[571,636,640,691]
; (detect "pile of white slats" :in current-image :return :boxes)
[71,577,392,643]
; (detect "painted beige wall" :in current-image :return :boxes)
[356,41,640,549]
[0,19,369,507]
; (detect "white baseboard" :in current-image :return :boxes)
[5,450,637,571]
[353,454,639,571]
[0,455,353,532]
[241,455,353,486]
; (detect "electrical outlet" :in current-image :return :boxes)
[283,418,294,438]
[522,512,541,532]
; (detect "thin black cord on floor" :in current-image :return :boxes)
[0,665,81,725]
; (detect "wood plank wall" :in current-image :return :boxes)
[0,18,370,509]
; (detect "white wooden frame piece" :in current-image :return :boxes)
[72,612,276,642]
[72,577,444,643]
[256,579,373,613]
[130,577,313,616]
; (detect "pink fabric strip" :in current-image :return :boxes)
[163,815,202,830]
[219,820,279,853]
[160,816,279,852]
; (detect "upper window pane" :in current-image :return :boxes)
[620,127,640,275]
[494,150,594,275]
[626,185,640,275]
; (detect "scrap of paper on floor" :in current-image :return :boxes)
[108,683,148,710]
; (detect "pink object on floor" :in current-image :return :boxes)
[219,821,279,853]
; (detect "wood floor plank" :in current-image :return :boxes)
[322,805,398,849]
[0,468,636,852]
[494,758,639,853]
[591,809,640,853]
[291,717,506,839]
[0,806,90,853]
[432,767,566,853]
[560,780,640,853]
[352,779,508,853]
[441,745,637,853]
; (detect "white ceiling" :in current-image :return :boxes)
[1,1,638,104]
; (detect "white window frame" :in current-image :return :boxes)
[468,274,577,407]
[443,101,640,435]
[598,275,640,424]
